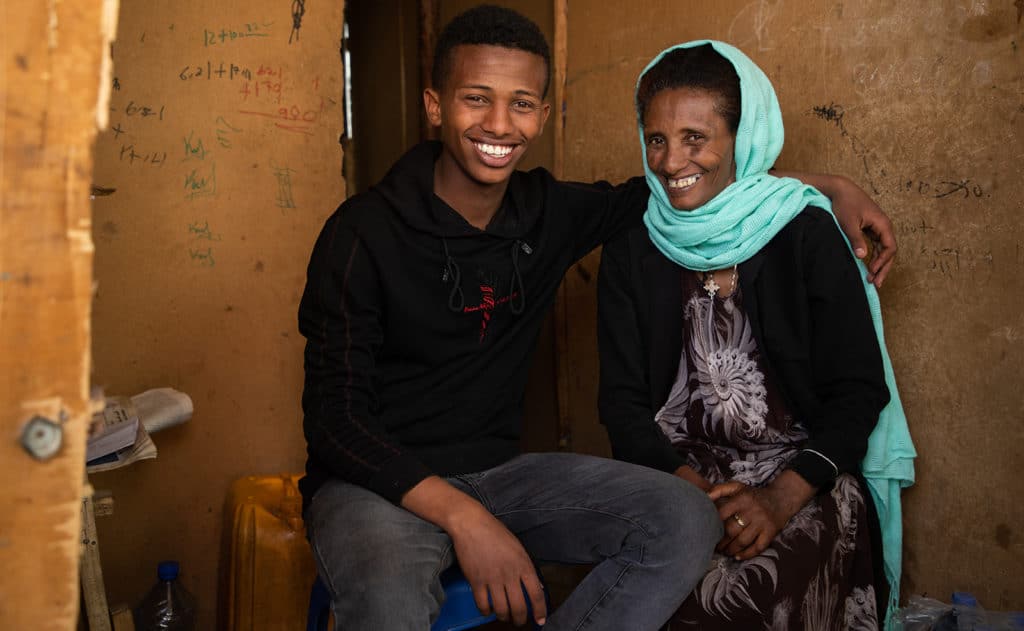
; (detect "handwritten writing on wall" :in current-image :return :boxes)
[809,103,989,200]
[108,11,334,189]
[272,164,297,210]
[100,9,341,284]
[203,22,273,46]
[289,0,306,44]
[183,131,208,161]
[808,102,1010,284]
[237,69,324,135]
[187,220,221,268]
[184,164,217,200]
[119,143,167,167]
[215,116,243,147]
[179,61,254,81]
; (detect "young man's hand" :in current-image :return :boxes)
[447,508,547,626]
[827,176,897,287]
[776,171,898,288]
[400,476,547,626]
[673,464,712,492]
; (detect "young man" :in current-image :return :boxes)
[298,6,896,630]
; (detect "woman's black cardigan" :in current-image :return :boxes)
[597,206,890,491]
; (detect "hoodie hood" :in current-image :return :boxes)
[369,141,544,315]
[371,141,544,239]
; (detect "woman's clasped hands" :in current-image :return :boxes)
[706,470,817,561]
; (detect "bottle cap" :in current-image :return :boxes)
[157,560,180,581]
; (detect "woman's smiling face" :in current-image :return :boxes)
[643,87,737,211]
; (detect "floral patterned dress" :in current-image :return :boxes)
[659,272,879,631]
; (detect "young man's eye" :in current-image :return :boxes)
[465,95,487,104]
[512,100,537,111]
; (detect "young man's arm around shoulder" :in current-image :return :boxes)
[776,171,897,287]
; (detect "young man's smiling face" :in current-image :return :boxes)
[425,44,550,193]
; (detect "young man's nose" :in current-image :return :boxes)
[481,104,514,136]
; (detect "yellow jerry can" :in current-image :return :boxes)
[222,473,317,631]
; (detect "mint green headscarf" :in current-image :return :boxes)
[639,40,916,627]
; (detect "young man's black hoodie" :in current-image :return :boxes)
[298,141,646,508]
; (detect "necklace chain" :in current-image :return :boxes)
[702,265,738,298]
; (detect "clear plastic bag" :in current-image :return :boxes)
[894,594,1024,631]
[894,595,958,631]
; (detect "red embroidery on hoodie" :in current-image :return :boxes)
[463,280,518,343]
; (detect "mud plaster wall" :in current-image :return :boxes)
[557,0,1023,609]
[88,1,344,628]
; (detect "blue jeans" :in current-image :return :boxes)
[306,453,721,630]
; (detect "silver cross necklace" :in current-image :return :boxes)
[702,265,738,298]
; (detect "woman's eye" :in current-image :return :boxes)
[646,136,665,147]
[685,134,703,143]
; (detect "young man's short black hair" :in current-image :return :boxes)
[432,5,552,98]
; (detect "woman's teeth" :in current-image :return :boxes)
[475,142,514,158]
[668,173,701,189]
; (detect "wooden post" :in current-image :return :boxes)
[551,0,572,450]
[80,487,112,631]
[110,607,135,631]
[419,0,439,139]
[0,1,115,630]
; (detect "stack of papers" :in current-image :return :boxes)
[86,397,140,462]
[85,388,193,474]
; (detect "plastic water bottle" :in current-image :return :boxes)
[133,560,197,631]
[954,592,980,630]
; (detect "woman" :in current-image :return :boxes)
[597,41,914,630]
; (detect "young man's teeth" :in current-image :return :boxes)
[668,174,701,188]
[476,142,513,157]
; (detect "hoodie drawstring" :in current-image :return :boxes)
[441,238,530,315]
[441,238,464,312]
[509,240,529,315]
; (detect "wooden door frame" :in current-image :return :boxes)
[1,1,116,629]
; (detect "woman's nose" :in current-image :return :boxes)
[663,143,689,174]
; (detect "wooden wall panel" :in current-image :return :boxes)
[346,0,423,194]
[560,0,1023,609]
[88,1,344,628]
[0,1,113,629]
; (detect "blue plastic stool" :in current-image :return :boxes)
[307,565,544,631]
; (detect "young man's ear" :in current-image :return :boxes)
[539,101,551,134]
[423,88,442,127]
